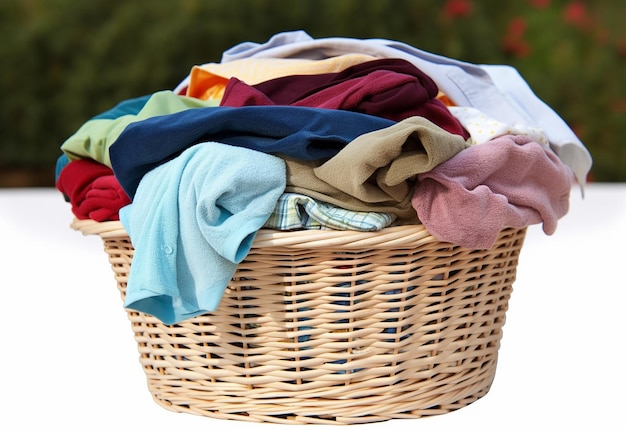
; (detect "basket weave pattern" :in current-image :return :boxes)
[73,219,526,425]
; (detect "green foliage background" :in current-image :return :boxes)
[1,0,624,186]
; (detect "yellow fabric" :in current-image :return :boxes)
[186,54,378,100]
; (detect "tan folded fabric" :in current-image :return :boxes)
[284,116,471,224]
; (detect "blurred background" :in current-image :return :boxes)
[1,0,624,187]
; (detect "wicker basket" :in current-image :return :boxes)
[71,219,526,425]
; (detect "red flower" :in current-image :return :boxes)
[507,17,527,38]
[443,0,473,19]
[501,39,531,58]
[501,17,531,58]
[563,0,590,28]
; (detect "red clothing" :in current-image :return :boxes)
[56,158,130,221]
[220,58,470,139]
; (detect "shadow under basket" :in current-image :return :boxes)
[72,219,526,425]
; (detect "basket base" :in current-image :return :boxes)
[148,372,495,424]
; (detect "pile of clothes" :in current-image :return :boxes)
[56,31,592,324]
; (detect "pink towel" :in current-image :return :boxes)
[412,135,574,249]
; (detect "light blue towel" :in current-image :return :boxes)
[119,142,286,324]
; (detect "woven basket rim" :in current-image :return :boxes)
[70,218,446,249]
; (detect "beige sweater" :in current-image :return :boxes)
[284,116,471,224]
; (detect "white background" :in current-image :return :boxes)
[1,183,624,429]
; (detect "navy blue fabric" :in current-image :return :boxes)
[109,105,395,199]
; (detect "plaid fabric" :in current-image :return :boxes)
[264,193,396,231]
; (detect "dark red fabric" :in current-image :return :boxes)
[220,58,470,139]
[56,158,130,221]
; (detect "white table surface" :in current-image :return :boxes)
[1,183,624,429]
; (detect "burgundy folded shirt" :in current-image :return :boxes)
[220,58,470,139]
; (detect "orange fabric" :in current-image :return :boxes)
[437,91,456,107]
[187,67,229,100]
